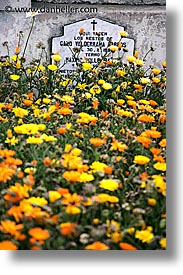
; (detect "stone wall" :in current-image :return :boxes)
[33,0,166,5]
[0,0,166,68]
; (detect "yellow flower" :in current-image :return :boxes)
[10,74,20,81]
[152,68,161,75]
[116,69,126,77]
[64,144,72,153]
[135,59,144,66]
[140,77,150,84]
[43,98,51,104]
[126,95,134,100]
[51,54,62,62]
[117,99,125,106]
[139,99,150,105]
[48,64,58,71]
[24,167,36,174]
[99,179,119,191]
[117,109,133,117]
[61,95,74,103]
[37,64,45,71]
[152,175,166,196]
[102,82,112,90]
[152,77,161,84]
[159,138,166,147]
[62,171,81,182]
[119,30,128,37]
[16,61,21,69]
[5,136,19,145]
[90,85,101,95]
[153,162,166,171]
[40,134,57,142]
[12,107,29,118]
[133,155,150,165]
[93,218,100,224]
[7,129,13,138]
[96,193,119,203]
[135,227,154,243]
[159,238,166,249]
[109,45,118,53]
[162,61,166,68]
[27,197,48,206]
[79,172,94,182]
[126,55,136,63]
[90,161,107,173]
[98,79,105,85]
[49,191,61,203]
[82,62,93,70]
[65,205,81,215]
[76,83,87,90]
[26,136,43,144]
[148,198,157,206]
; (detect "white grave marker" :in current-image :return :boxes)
[52,18,135,75]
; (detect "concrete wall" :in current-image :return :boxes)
[0,0,166,68]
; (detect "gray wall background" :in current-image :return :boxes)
[0,0,166,68]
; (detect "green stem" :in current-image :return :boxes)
[22,17,35,59]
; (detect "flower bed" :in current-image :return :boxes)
[0,25,166,250]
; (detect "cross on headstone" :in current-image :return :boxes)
[91,19,97,31]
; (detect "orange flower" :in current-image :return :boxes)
[139,172,149,180]
[28,227,50,241]
[0,149,15,158]
[159,138,166,147]
[23,99,33,106]
[119,242,137,250]
[0,240,18,250]
[4,103,13,110]
[28,92,34,100]
[60,222,77,237]
[106,60,112,66]
[85,241,109,250]
[134,84,143,91]
[4,182,31,203]
[5,157,22,166]
[15,46,20,54]
[62,171,81,182]
[58,187,69,196]
[145,129,161,139]
[150,148,162,155]
[0,163,16,183]
[0,220,24,240]
[89,137,106,147]
[55,102,60,109]
[149,100,158,106]
[92,100,99,109]
[58,107,72,115]
[153,155,165,163]
[136,136,151,148]
[23,173,35,187]
[79,28,84,35]
[138,114,155,123]
[104,166,113,174]
[57,127,67,135]
[43,157,52,167]
[159,114,166,124]
[31,160,38,166]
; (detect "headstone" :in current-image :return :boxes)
[52,18,135,75]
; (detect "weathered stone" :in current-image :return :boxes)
[0,0,30,10]
[0,0,166,69]
[52,17,135,74]
[33,0,166,5]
